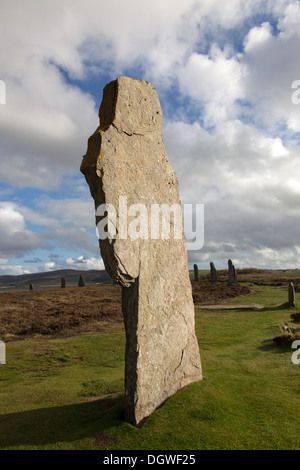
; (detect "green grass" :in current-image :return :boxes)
[0,285,299,449]
[189,269,209,278]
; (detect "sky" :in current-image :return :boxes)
[0,0,300,275]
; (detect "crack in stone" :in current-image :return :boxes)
[174,349,184,372]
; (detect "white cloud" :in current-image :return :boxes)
[0,0,292,190]
[165,117,300,269]
[244,22,273,52]
[177,46,246,125]
[0,264,32,276]
[0,0,299,271]
[278,1,300,38]
[0,202,41,258]
[43,262,55,271]
[16,195,98,255]
[242,9,300,132]
[65,255,105,270]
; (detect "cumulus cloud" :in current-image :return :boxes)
[165,117,300,268]
[0,202,41,258]
[65,255,105,271]
[242,16,300,131]
[177,46,247,126]
[0,263,32,276]
[0,196,100,273]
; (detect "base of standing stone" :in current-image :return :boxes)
[122,270,202,427]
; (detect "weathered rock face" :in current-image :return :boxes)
[210,262,217,283]
[78,274,85,287]
[81,76,202,427]
[288,282,296,307]
[228,259,237,284]
[194,264,199,282]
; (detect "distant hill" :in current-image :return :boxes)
[0,269,112,291]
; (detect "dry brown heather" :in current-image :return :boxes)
[0,284,123,341]
[1,269,298,343]
[191,279,250,304]
[206,268,300,288]
[0,279,253,342]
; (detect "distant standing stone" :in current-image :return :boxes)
[228,259,237,284]
[210,262,217,283]
[194,264,199,282]
[29,283,34,291]
[78,275,85,287]
[288,282,296,307]
[61,278,66,288]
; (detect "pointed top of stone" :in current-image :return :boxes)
[99,76,163,135]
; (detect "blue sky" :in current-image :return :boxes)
[0,0,300,274]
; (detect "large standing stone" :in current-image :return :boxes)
[288,282,296,307]
[210,262,217,283]
[81,76,202,427]
[228,259,237,284]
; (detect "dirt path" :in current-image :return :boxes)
[195,304,264,311]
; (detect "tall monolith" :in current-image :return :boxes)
[81,76,202,427]
[78,275,85,287]
[210,262,217,283]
